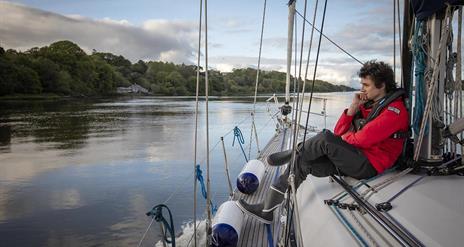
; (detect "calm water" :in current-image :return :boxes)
[0,93,352,246]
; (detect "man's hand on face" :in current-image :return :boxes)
[347,92,367,116]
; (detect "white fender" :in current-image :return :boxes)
[211,201,244,247]
[236,159,265,194]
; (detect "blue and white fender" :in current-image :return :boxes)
[211,201,244,247]
[236,159,265,194]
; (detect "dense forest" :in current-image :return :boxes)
[0,40,355,97]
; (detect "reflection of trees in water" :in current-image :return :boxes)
[0,99,131,150]
[0,98,194,151]
[0,125,11,149]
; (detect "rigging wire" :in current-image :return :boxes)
[393,0,396,80]
[248,0,268,160]
[286,0,329,245]
[282,0,319,244]
[295,10,364,65]
[397,0,403,86]
[291,11,298,124]
[192,0,203,245]
[301,0,328,146]
[288,0,312,245]
[297,0,309,82]
[291,0,319,154]
[203,0,212,244]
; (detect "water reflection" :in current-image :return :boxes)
[0,125,11,150]
[0,93,353,246]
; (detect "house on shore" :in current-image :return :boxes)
[116,84,149,94]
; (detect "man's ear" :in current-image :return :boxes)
[380,83,386,91]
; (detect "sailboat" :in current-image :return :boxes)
[147,0,464,246]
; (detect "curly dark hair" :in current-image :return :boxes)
[358,60,397,93]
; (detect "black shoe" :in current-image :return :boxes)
[236,186,285,224]
[267,150,293,166]
[236,200,273,224]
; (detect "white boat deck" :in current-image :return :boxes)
[297,167,464,246]
[233,126,464,246]
[233,127,291,247]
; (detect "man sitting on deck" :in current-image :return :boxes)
[236,60,409,224]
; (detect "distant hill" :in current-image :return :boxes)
[0,40,355,97]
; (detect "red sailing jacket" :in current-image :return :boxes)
[333,98,409,174]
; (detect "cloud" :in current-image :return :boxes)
[0,1,197,63]
[208,55,361,87]
[209,55,286,72]
[218,17,255,33]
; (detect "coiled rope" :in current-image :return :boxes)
[145,204,176,247]
[196,165,218,215]
[233,126,248,162]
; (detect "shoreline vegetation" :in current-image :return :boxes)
[0,40,355,99]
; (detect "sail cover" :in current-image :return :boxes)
[412,0,464,21]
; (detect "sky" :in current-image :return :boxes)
[0,0,403,87]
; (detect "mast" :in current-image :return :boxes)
[401,0,413,98]
[282,0,296,116]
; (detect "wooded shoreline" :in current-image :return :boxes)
[0,40,355,97]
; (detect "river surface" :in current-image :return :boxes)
[0,93,353,246]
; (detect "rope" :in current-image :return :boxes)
[196,165,218,215]
[233,126,248,162]
[266,224,274,247]
[221,113,253,138]
[348,209,380,247]
[414,6,452,161]
[412,20,427,135]
[359,212,394,247]
[383,175,426,204]
[193,0,203,245]
[330,206,369,246]
[137,170,195,247]
[145,204,176,247]
[362,168,413,201]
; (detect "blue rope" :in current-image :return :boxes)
[331,206,369,247]
[266,224,274,247]
[146,204,176,246]
[386,175,426,203]
[195,165,218,215]
[412,20,428,135]
[232,126,248,162]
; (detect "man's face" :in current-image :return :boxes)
[360,76,386,102]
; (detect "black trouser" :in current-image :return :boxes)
[273,129,377,192]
